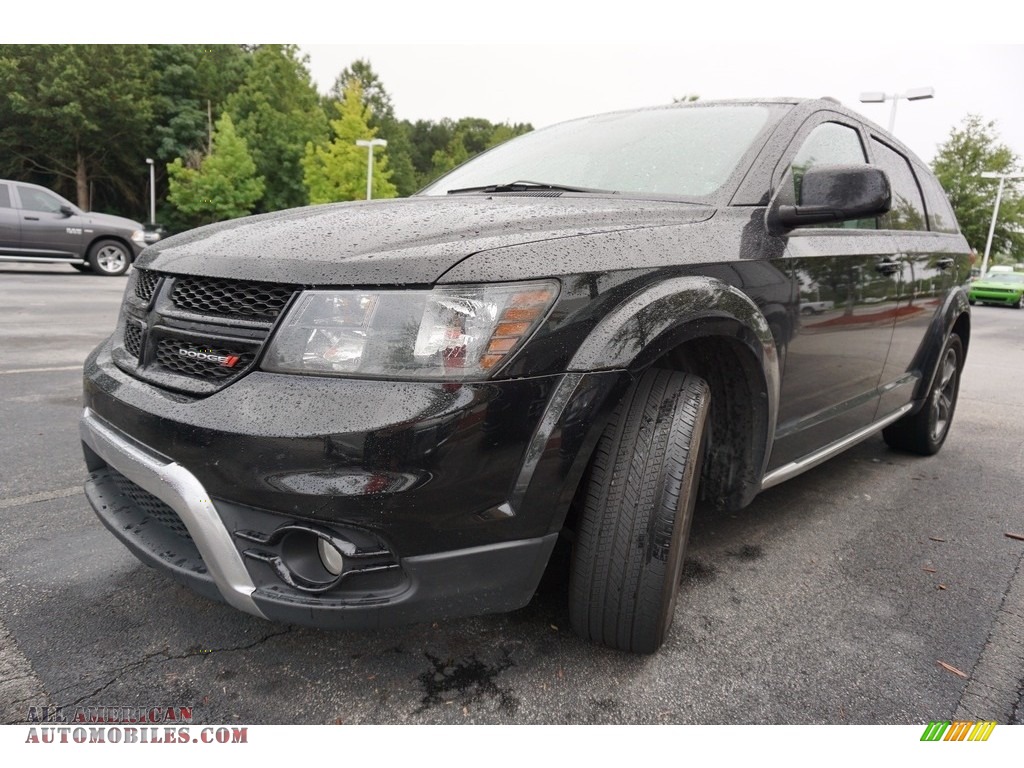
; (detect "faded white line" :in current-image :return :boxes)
[0,365,82,375]
[0,487,82,509]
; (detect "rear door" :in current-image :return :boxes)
[766,115,901,470]
[870,140,969,416]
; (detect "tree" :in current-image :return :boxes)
[330,59,418,196]
[0,45,153,212]
[302,81,397,204]
[932,115,1023,259]
[167,113,264,226]
[426,117,533,185]
[149,45,251,164]
[224,45,328,212]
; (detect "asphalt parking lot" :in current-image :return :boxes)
[1,262,1022,725]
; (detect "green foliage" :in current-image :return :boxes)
[0,44,153,211]
[149,45,250,164]
[225,44,328,212]
[302,81,397,203]
[932,115,1024,258]
[331,59,417,196]
[0,47,535,225]
[412,117,533,188]
[167,113,264,226]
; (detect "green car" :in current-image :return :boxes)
[968,271,1024,308]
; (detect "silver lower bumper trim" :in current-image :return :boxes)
[80,407,266,618]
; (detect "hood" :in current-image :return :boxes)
[137,195,713,285]
[82,211,144,231]
[972,277,1024,290]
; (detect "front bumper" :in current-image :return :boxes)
[969,287,1022,305]
[81,339,629,627]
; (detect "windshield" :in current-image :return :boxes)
[420,104,779,200]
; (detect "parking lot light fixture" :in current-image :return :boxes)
[858,87,934,134]
[145,158,156,225]
[978,171,1024,277]
[355,138,388,200]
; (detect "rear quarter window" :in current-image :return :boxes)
[915,168,959,234]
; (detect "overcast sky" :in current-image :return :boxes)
[301,43,1024,166]
[16,1,1024,167]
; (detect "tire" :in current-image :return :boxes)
[1014,295,1023,310]
[968,298,975,306]
[882,333,963,455]
[87,240,131,276]
[569,369,709,654]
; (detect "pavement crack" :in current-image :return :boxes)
[171,626,296,659]
[21,628,296,710]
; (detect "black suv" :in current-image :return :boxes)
[81,98,971,653]
[0,179,146,275]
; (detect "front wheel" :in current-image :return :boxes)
[88,240,131,276]
[883,333,963,455]
[568,369,709,654]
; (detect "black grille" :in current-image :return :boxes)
[110,470,193,542]
[170,276,294,321]
[135,270,160,302]
[123,323,142,358]
[155,339,255,380]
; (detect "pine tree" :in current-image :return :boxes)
[302,81,397,203]
[167,113,264,226]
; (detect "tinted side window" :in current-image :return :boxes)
[0,184,10,208]
[870,140,927,231]
[916,169,959,233]
[789,122,874,229]
[17,186,64,213]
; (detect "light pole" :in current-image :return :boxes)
[355,138,387,200]
[978,171,1024,277]
[859,87,934,134]
[145,158,156,225]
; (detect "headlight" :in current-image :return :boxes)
[130,229,146,244]
[261,280,559,380]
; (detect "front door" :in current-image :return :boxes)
[0,182,21,251]
[13,184,85,258]
[767,118,901,470]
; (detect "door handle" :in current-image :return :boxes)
[24,216,39,221]
[936,258,955,270]
[875,260,900,276]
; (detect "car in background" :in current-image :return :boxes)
[0,179,146,276]
[968,269,1024,308]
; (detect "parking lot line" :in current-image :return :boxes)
[0,366,82,375]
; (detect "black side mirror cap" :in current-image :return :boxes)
[771,165,891,232]
[59,204,75,217]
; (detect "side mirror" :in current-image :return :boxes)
[770,164,891,231]
[59,204,75,217]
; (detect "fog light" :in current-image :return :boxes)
[317,538,345,576]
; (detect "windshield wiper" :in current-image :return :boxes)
[446,180,615,195]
